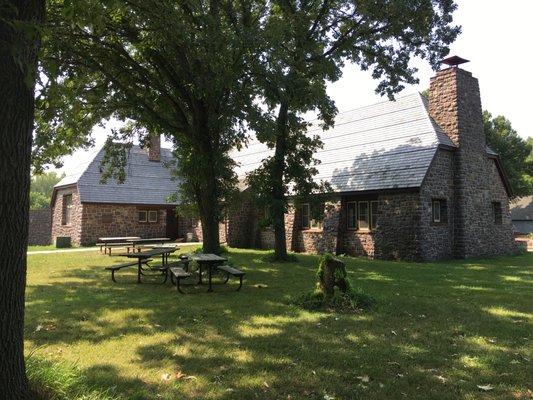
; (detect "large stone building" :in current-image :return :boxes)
[50,60,518,260]
[226,60,518,260]
[51,138,202,246]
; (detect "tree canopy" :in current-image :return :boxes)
[483,111,533,198]
[246,0,460,259]
[30,171,64,209]
[39,0,266,253]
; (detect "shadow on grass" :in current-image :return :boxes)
[25,250,533,399]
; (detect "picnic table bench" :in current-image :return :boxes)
[105,259,152,282]
[217,265,245,291]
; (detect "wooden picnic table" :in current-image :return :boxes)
[99,236,140,242]
[189,253,227,292]
[118,248,177,283]
[97,236,141,254]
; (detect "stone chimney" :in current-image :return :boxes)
[428,56,485,153]
[428,56,492,258]
[147,134,161,162]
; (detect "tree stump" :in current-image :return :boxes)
[316,254,350,300]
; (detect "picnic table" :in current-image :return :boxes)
[126,237,171,251]
[189,253,227,292]
[118,248,177,283]
[97,236,140,255]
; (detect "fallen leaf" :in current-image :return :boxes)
[34,325,43,332]
[477,384,494,391]
[436,375,447,383]
[263,381,270,388]
[184,375,197,380]
[161,373,172,381]
[357,375,370,383]
[391,330,397,336]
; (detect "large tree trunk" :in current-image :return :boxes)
[271,102,289,260]
[0,1,44,398]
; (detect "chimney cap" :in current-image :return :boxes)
[441,55,470,68]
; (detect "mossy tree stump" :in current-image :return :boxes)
[316,253,351,300]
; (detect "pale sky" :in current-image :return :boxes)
[56,0,533,174]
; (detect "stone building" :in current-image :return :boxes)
[50,137,201,246]
[227,59,518,260]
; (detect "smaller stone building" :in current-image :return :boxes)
[50,137,200,246]
[510,196,533,234]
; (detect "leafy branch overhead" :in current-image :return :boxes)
[246,0,460,259]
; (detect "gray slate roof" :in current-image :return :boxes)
[510,196,533,221]
[233,92,456,193]
[54,145,178,205]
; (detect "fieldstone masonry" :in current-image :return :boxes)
[29,209,52,245]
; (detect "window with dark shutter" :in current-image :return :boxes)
[346,201,357,230]
[301,203,310,229]
[138,210,147,222]
[358,201,369,230]
[61,194,72,225]
[492,202,502,224]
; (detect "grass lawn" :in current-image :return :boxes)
[25,248,532,400]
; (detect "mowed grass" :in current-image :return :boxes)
[25,247,532,400]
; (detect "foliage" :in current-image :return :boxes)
[247,0,461,259]
[30,171,64,209]
[27,356,119,400]
[25,248,532,399]
[483,111,533,198]
[38,0,266,252]
[261,250,298,263]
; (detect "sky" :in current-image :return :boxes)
[55,0,533,175]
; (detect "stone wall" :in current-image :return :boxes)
[51,186,83,245]
[29,209,52,245]
[177,217,202,241]
[80,203,167,245]
[419,148,455,260]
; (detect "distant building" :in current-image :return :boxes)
[50,137,202,246]
[510,196,533,234]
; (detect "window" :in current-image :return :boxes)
[300,203,323,230]
[61,194,72,225]
[148,210,158,223]
[138,210,147,222]
[492,202,502,224]
[358,201,369,231]
[346,201,357,230]
[301,203,310,229]
[370,201,378,230]
[432,199,448,224]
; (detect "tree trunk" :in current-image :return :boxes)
[272,102,289,260]
[0,1,44,398]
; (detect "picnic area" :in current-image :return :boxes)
[25,247,532,400]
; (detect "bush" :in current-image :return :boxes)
[261,251,298,263]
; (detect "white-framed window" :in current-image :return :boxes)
[300,203,323,230]
[370,201,378,230]
[138,210,147,222]
[432,199,447,224]
[61,194,72,225]
[432,200,441,223]
[148,210,158,223]
[358,201,369,231]
[346,201,357,230]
